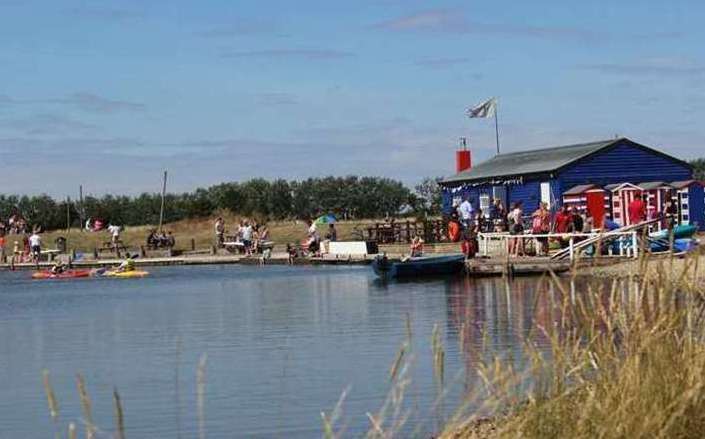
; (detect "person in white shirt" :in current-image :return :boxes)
[241,221,254,255]
[107,224,121,244]
[214,217,225,246]
[29,232,41,261]
[458,196,475,230]
[306,219,320,254]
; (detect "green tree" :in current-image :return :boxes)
[690,158,705,180]
[414,177,443,217]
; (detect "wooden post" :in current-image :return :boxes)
[158,170,168,233]
[66,197,71,233]
[78,185,84,233]
[191,238,196,251]
[632,231,638,259]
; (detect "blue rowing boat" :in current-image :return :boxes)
[372,254,466,279]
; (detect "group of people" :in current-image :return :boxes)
[214,217,270,255]
[303,220,337,255]
[0,227,44,264]
[451,195,599,258]
[146,229,176,249]
[0,214,28,235]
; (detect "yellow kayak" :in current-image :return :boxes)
[104,270,149,278]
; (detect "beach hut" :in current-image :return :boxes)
[637,181,673,226]
[606,182,643,226]
[562,184,609,228]
[669,180,705,230]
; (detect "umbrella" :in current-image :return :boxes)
[315,214,337,225]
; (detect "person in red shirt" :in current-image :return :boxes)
[554,205,573,248]
[628,194,647,225]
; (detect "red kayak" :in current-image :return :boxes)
[32,270,92,280]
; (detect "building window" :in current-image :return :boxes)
[480,194,490,213]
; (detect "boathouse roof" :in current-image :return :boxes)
[442,137,689,185]
[562,184,599,195]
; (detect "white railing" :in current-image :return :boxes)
[477,231,640,260]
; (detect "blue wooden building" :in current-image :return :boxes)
[441,137,704,230]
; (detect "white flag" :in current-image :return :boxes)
[466,97,497,118]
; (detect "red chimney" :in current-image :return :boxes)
[455,137,472,173]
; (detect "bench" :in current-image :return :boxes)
[100,240,128,253]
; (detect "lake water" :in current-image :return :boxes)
[0,265,559,438]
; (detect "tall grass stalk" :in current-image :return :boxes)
[321,385,350,439]
[42,369,60,439]
[76,373,95,439]
[113,387,125,439]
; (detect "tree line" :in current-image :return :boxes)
[0,176,441,231]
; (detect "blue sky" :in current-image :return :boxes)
[1,0,704,197]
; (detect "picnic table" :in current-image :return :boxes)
[100,240,128,253]
[222,237,274,254]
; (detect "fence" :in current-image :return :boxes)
[477,231,641,260]
[365,220,447,244]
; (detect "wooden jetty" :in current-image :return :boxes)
[0,251,630,276]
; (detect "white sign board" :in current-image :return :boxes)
[328,241,368,256]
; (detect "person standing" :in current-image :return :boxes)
[0,231,5,262]
[493,199,507,232]
[628,194,647,225]
[241,221,254,255]
[531,202,551,256]
[554,205,572,249]
[107,224,121,246]
[571,208,585,242]
[29,230,42,263]
[214,217,225,247]
[508,202,524,257]
[663,194,677,231]
[305,219,320,254]
[458,196,475,231]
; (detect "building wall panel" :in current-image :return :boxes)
[559,142,692,189]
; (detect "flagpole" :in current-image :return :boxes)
[494,102,500,155]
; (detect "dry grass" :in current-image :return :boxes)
[441,253,705,439]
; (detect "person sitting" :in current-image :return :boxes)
[461,231,476,259]
[410,233,424,257]
[50,259,67,275]
[325,224,337,242]
[286,243,298,264]
[166,231,175,248]
[146,229,158,248]
[116,253,136,272]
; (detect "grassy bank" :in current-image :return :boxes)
[4,213,378,253]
